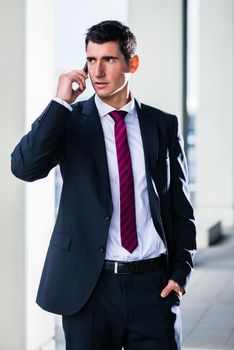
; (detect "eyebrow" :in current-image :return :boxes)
[86,55,119,60]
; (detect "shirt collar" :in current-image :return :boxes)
[94,94,137,119]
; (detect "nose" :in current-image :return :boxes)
[94,61,105,78]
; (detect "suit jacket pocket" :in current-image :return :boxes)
[50,231,73,251]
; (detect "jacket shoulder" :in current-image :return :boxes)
[140,102,178,125]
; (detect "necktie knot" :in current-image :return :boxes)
[109,110,127,122]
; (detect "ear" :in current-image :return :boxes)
[129,55,139,73]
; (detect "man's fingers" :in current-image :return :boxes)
[70,69,88,79]
[71,71,89,92]
[69,70,88,84]
[68,72,87,88]
[173,282,184,297]
[56,69,88,103]
[72,79,85,92]
[160,283,174,298]
[72,86,85,100]
[160,279,183,298]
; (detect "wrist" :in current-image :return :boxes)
[53,97,73,112]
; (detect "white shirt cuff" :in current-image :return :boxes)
[53,97,73,112]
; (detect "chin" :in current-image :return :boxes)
[96,91,112,99]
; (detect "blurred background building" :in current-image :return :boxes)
[0,0,233,349]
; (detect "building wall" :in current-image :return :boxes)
[0,0,56,349]
[25,1,56,349]
[196,0,234,229]
[0,0,26,348]
[128,0,183,120]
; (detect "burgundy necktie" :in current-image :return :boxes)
[109,110,138,253]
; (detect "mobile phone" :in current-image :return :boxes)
[83,62,88,73]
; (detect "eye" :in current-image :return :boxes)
[105,57,116,63]
[87,57,96,64]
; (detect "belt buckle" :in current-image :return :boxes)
[114,261,132,274]
[114,262,118,274]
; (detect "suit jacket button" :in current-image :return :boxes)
[104,215,111,220]
[99,247,105,253]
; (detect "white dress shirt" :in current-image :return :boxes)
[53,95,166,261]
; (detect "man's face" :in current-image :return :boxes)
[86,41,131,102]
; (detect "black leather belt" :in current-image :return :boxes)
[104,256,165,274]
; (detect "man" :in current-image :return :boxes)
[11,20,196,349]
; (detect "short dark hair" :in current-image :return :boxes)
[85,20,137,61]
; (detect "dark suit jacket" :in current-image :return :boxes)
[11,96,196,315]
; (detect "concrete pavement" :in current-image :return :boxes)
[182,233,234,349]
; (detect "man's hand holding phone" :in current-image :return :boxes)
[56,64,88,104]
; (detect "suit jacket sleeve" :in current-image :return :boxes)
[11,101,71,181]
[168,115,196,289]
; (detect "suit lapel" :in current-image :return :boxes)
[136,101,167,243]
[136,100,158,178]
[80,96,113,212]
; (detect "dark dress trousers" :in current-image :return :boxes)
[11,96,196,316]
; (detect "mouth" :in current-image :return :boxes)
[94,82,109,89]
